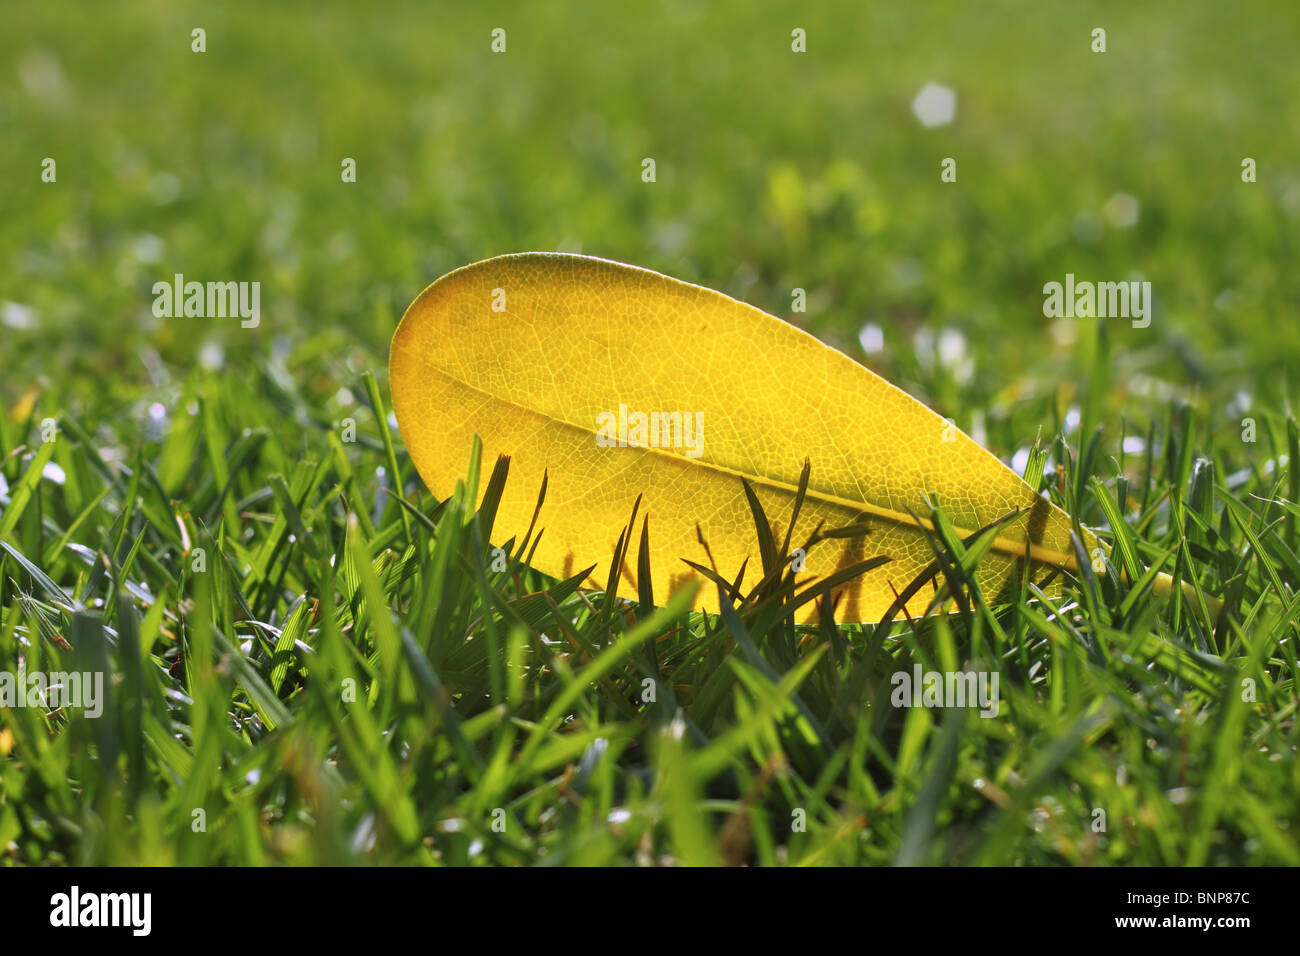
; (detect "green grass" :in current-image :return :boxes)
[1,0,1299,865]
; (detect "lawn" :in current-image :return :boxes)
[1,0,1297,865]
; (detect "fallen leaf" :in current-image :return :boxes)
[391,253,1084,623]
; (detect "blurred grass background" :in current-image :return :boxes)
[4,0,1298,444]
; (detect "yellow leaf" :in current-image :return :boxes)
[390,253,1086,623]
